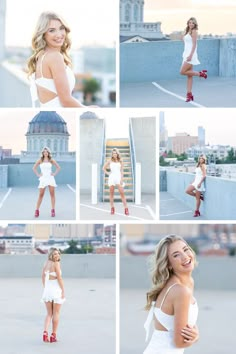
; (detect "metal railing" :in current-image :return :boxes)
[128,119,136,202]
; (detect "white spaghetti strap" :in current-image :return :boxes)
[144,301,155,342]
[160,283,178,310]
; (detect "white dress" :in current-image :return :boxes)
[143,284,198,354]
[41,270,65,304]
[38,162,57,189]
[29,53,75,107]
[182,33,200,65]
[191,167,205,192]
[108,162,123,186]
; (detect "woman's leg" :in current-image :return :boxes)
[118,185,128,208]
[49,186,55,209]
[36,188,46,209]
[52,302,62,334]
[185,185,196,197]
[195,191,201,211]
[109,186,115,208]
[187,75,193,93]
[44,301,53,332]
[180,62,199,77]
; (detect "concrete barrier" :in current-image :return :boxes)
[120,256,236,290]
[120,38,219,82]
[3,161,76,187]
[165,170,236,219]
[0,165,8,187]
[0,254,115,278]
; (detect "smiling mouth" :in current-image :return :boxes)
[182,259,191,266]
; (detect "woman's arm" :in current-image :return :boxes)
[41,262,46,286]
[33,160,41,177]
[103,160,110,175]
[187,29,198,61]
[51,159,61,177]
[47,52,86,108]
[120,160,124,185]
[173,285,198,348]
[197,164,206,188]
[54,262,65,298]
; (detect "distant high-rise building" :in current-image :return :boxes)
[168,133,198,155]
[0,0,6,60]
[198,126,205,146]
[120,0,164,40]
[159,111,168,148]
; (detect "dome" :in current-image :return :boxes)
[80,111,99,119]
[26,111,69,135]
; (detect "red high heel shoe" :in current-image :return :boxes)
[193,210,200,217]
[51,209,55,217]
[35,209,39,217]
[186,92,194,102]
[50,332,57,343]
[43,331,49,342]
[199,71,207,79]
[111,207,115,215]
[125,208,129,216]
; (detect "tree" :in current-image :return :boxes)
[159,155,169,166]
[177,152,187,161]
[83,78,100,103]
[226,148,236,163]
[63,240,80,254]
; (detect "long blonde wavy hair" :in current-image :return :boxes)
[48,247,61,262]
[27,11,72,76]
[184,17,198,35]
[145,235,196,310]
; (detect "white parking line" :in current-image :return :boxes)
[0,188,12,208]
[67,184,76,193]
[152,82,205,108]
[160,210,193,217]
[80,203,146,221]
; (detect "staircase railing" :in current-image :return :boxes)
[99,120,106,202]
[128,119,136,202]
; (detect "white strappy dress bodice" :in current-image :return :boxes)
[30,53,75,107]
[182,33,200,65]
[108,162,122,186]
[41,269,65,304]
[38,162,57,189]
[143,283,198,354]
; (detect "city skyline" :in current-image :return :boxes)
[5,0,116,48]
[0,110,76,154]
[162,109,236,147]
[145,0,236,35]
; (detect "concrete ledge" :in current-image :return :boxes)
[0,254,115,278]
[120,256,236,290]
[165,170,236,219]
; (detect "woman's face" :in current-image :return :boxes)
[44,19,66,49]
[112,151,118,159]
[52,250,60,262]
[188,20,195,30]
[43,149,49,157]
[167,240,194,274]
[199,157,205,164]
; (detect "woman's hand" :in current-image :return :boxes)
[181,324,199,343]
[61,291,65,299]
[186,55,192,62]
[197,183,201,188]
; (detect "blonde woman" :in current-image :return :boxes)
[27,12,97,108]
[33,147,60,218]
[103,148,129,215]
[180,17,207,102]
[185,154,206,217]
[41,248,65,343]
[144,235,199,354]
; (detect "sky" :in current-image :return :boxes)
[0,109,76,154]
[145,0,236,35]
[5,0,117,48]
[163,109,236,146]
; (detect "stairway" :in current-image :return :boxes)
[103,139,134,202]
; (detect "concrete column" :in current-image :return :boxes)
[0,165,8,188]
[91,163,98,204]
[0,0,6,61]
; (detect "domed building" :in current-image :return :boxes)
[21,111,75,162]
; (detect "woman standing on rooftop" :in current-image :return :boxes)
[185,154,206,217]
[143,234,199,353]
[103,148,129,216]
[41,248,65,343]
[180,17,207,102]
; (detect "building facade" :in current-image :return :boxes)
[168,133,198,155]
